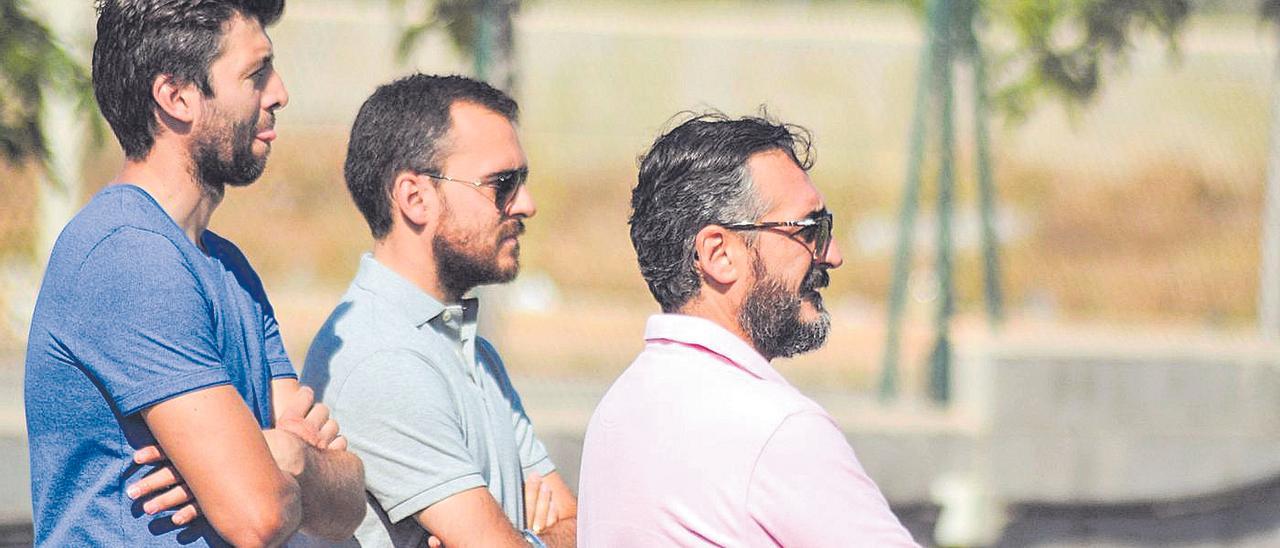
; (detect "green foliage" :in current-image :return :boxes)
[1263,0,1280,26]
[997,0,1191,122]
[906,0,1194,123]
[391,0,518,62]
[0,0,97,166]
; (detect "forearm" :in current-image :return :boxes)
[205,470,302,548]
[142,387,307,548]
[263,475,304,548]
[295,447,366,540]
[416,487,529,548]
[537,517,576,548]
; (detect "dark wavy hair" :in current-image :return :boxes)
[630,111,814,312]
[93,0,286,160]
[344,74,518,239]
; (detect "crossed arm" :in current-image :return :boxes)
[415,471,577,548]
[130,378,365,546]
[522,471,577,548]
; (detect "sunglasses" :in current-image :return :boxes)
[421,168,529,213]
[721,211,834,263]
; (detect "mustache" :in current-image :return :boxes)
[801,266,829,292]
[499,219,525,240]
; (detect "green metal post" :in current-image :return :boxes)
[473,0,495,81]
[927,0,956,403]
[880,0,938,401]
[966,5,1004,328]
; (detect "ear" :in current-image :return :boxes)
[693,224,747,287]
[152,74,201,125]
[390,172,438,232]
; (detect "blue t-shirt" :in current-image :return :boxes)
[24,184,296,546]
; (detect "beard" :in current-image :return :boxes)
[434,204,526,298]
[191,105,268,197]
[739,255,832,360]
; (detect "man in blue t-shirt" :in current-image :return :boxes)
[24,1,365,545]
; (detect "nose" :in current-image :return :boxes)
[265,69,289,111]
[819,236,844,269]
[506,181,536,219]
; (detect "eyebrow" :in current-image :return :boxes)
[483,166,528,181]
[244,53,273,78]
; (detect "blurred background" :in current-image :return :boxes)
[3,0,1280,546]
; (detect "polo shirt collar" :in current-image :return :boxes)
[430,296,480,348]
[643,313,788,385]
[352,253,445,328]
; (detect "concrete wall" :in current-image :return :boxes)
[955,331,1280,504]
[830,330,1280,546]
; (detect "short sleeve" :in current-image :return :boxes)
[747,411,919,547]
[332,350,485,523]
[260,300,295,379]
[477,339,555,476]
[63,228,230,416]
[205,232,295,380]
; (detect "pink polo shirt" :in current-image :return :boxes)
[577,314,918,547]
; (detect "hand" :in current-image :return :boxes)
[524,473,558,535]
[127,445,201,525]
[277,385,345,451]
[262,427,309,478]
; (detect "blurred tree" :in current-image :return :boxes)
[390,0,521,92]
[986,0,1280,341]
[0,0,96,341]
[986,0,1191,122]
[883,0,1194,402]
[0,0,94,170]
[1,0,98,260]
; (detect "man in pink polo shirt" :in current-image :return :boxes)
[577,112,918,547]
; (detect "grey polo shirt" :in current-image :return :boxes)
[301,254,555,547]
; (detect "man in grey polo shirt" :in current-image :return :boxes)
[302,74,577,547]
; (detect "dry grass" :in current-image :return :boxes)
[1013,159,1260,324]
[0,5,1268,365]
[1,140,1268,363]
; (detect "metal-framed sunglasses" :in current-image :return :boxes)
[421,167,529,212]
[721,211,834,262]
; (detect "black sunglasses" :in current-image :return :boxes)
[421,168,529,212]
[721,211,834,263]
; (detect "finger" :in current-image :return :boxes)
[328,435,348,452]
[142,484,195,515]
[427,536,442,548]
[545,496,559,530]
[524,473,543,525]
[304,401,330,431]
[127,465,182,500]
[132,445,165,465]
[262,428,309,476]
[171,502,202,526]
[532,483,551,534]
[280,385,315,421]
[524,473,543,504]
[276,417,322,448]
[317,418,340,447]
